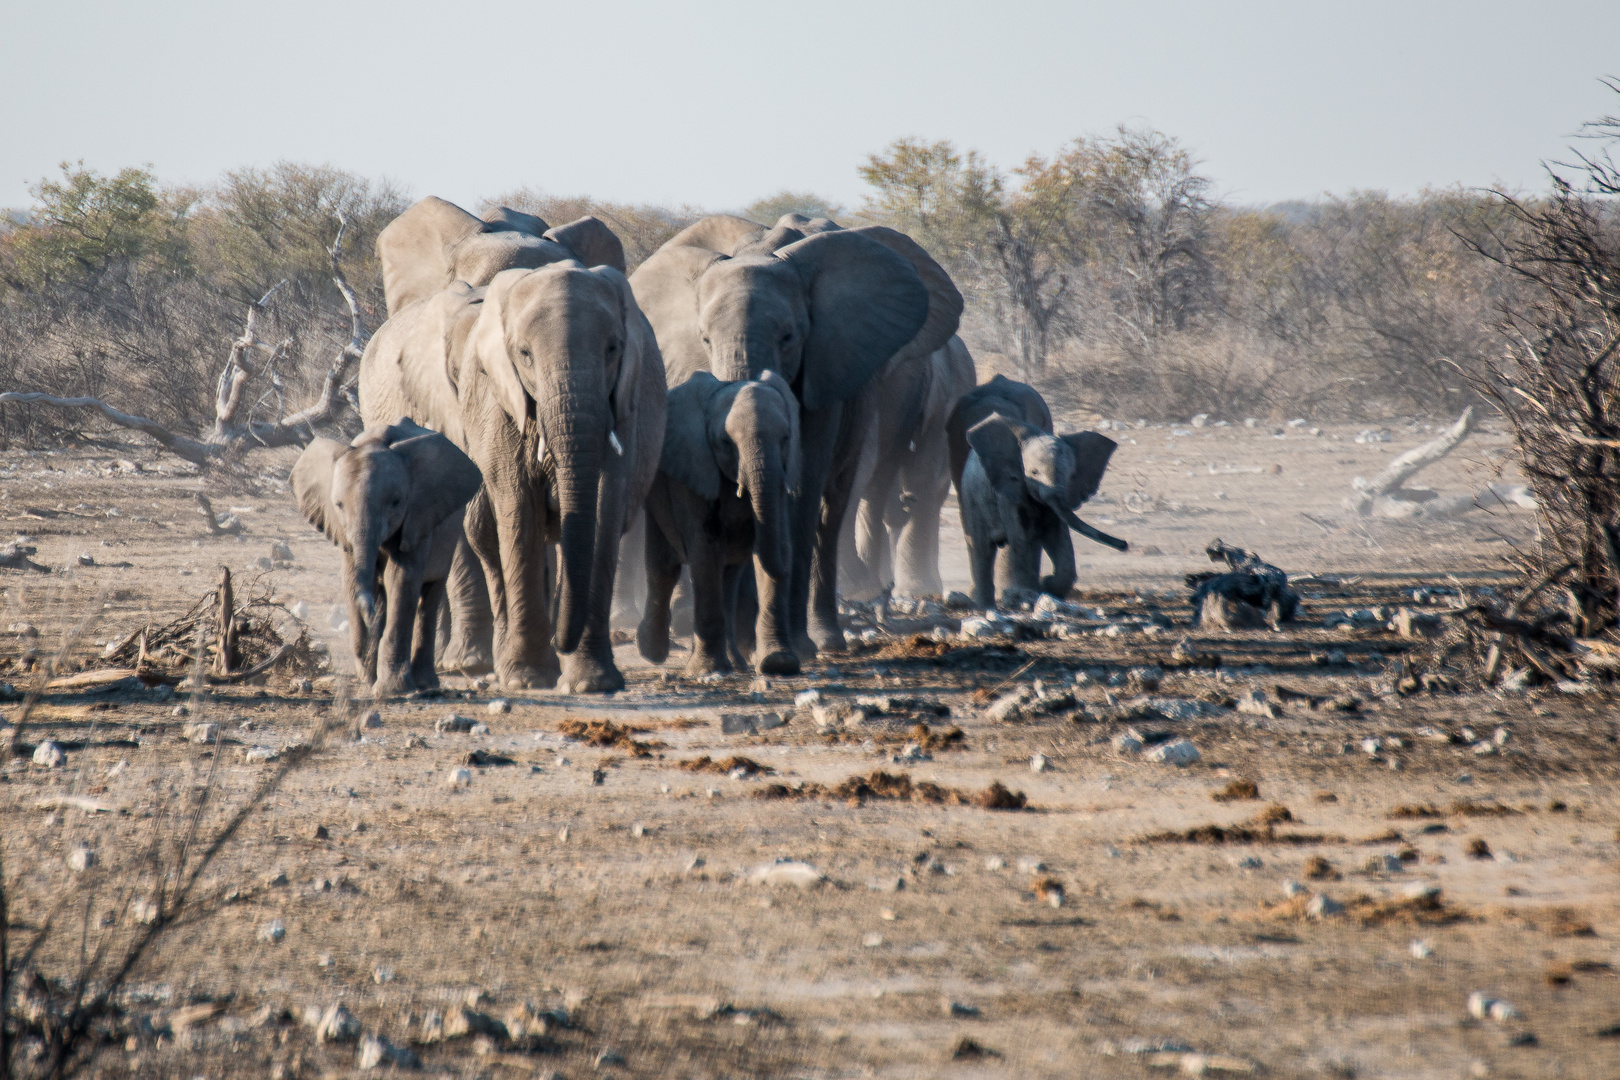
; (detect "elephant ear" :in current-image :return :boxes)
[483,206,549,235]
[734,218,811,257]
[388,424,485,553]
[291,437,349,545]
[966,415,1030,504]
[629,244,726,385]
[756,368,802,496]
[377,196,486,314]
[546,216,627,273]
[778,230,930,412]
[588,266,658,435]
[849,226,963,363]
[662,371,725,500]
[469,269,536,431]
[1060,432,1118,508]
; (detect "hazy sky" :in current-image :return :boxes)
[3,1,1617,212]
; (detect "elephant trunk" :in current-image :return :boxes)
[542,379,607,654]
[745,449,792,582]
[349,518,384,645]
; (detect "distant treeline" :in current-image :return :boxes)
[0,134,1593,446]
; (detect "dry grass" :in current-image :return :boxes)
[751,771,1027,810]
[1211,778,1261,802]
[676,756,774,777]
[556,718,663,756]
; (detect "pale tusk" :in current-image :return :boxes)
[608,429,624,456]
[737,479,746,498]
[536,432,548,463]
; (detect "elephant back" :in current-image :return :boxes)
[946,374,1053,494]
[379,196,629,314]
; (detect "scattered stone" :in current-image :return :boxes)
[1410,939,1434,959]
[436,714,477,733]
[1282,880,1307,898]
[131,897,159,924]
[184,722,219,744]
[357,1033,418,1069]
[67,843,96,872]
[361,710,383,729]
[32,740,65,768]
[1235,689,1279,719]
[1112,732,1144,755]
[487,699,511,714]
[241,745,279,763]
[1030,753,1051,773]
[447,767,472,789]
[1306,894,1344,918]
[1361,737,1383,756]
[985,692,1027,723]
[1364,853,1403,874]
[1145,738,1200,765]
[943,999,980,1018]
[1466,837,1492,859]
[258,919,286,943]
[265,870,289,887]
[314,1004,361,1044]
[594,1050,628,1068]
[749,860,824,887]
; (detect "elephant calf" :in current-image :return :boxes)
[638,371,801,676]
[293,419,483,696]
[959,411,1126,609]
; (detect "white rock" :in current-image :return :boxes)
[1235,689,1279,719]
[327,606,348,630]
[1472,741,1496,756]
[1410,939,1433,959]
[1361,737,1382,756]
[131,897,159,924]
[1030,753,1051,773]
[984,857,1006,871]
[315,1003,361,1044]
[959,616,1004,639]
[1364,853,1403,873]
[447,767,472,789]
[242,746,279,763]
[289,600,309,621]
[1402,881,1441,901]
[1466,991,1493,1020]
[67,844,96,871]
[185,722,219,744]
[1112,734,1144,755]
[1492,726,1510,745]
[1487,1000,1519,1022]
[1145,738,1200,765]
[794,689,823,709]
[1282,880,1307,898]
[1016,856,1047,873]
[258,919,286,943]
[748,860,823,887]
[1306,894,1344,918]
[487,699,511,714]
[32,740,65,768]
[985,693,1026,723]
[436,714,475,733]
[862,932,884,947]
[468,722,490,736]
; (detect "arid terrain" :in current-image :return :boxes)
[4,419,1618,1080]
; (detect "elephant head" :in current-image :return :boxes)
[662,370,801,579]
[469,261,657,652]
[966,415,1128,551]
[292,418,483,648]
[630,214,962,411]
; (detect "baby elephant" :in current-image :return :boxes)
[960,413,1126,609]
[293,419,483,696]
[639,370,801,676]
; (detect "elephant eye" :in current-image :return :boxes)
[779,332,793,346]
[334,500,343,509]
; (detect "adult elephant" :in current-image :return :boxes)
[839,335,976,600]
[360,197,665,692]
[630,214,960,656]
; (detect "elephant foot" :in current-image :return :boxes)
[372,669,415,699]
[755,648,800,676]
[440,637,495,677]
[496,658,560,691]
[409,665,441,691]
[808,619,847,655]
[636,617,670,665]
[558,650,625,694]
[1039,576,1076,600]
[683,649,732,679]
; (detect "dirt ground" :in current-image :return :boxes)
[3,419,1618,1080]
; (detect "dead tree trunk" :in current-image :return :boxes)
[0,221,369,468]
[1345,408,1476,516]
[214,566,237,677]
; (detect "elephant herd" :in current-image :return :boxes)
[292,198,1126,697]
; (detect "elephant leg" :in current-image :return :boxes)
[752,556,799,675]
[684,544,731,677]
[376,554,426,697]
[637,519,680,665]
[470,476,558,690]
[787,404,841,659]
[610,509,646,630]
[411,577,445,690]
[966,530,999,610]
[895,450,948,597]
[439,529,494,676]
[838,424,885,602]
[721,563,750,672]
[1039,517,1078,599]
[807,397,870,654]
[669,568,694,637]
[1002,507,1044,603]
[730,568,758,666]
[344,554,378,687]
[558,453,630,695]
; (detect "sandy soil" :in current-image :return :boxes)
[3,420,1618,1080]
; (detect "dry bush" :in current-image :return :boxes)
[478,187,703,274]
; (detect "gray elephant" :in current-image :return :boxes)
[946,374,1054,496]
[292,419,482,696]
[839,335,976,599]
[959,413,1126,609]
[630,213,961,657]
[360,197,665,693]
[637,370,801,676]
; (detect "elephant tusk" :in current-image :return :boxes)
[536,432,547,464]
[608,429,624,456]
[736,479,746,499]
